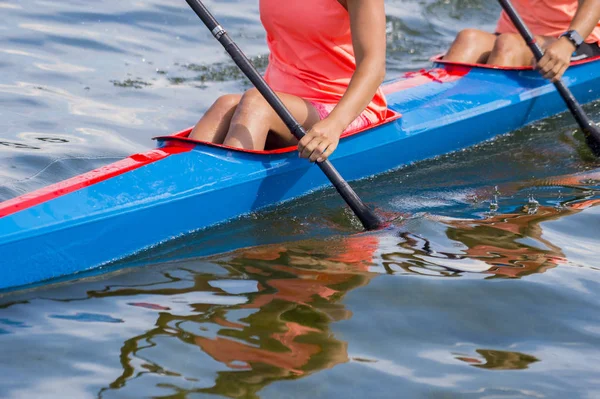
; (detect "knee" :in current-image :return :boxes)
[445,29,491,62]
[453,29,486,45]
[240,88,266,106]
[237,88,270,116]
[492,34,523,57]
[212,94,241,111]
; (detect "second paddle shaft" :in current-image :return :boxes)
[184,0,383,230]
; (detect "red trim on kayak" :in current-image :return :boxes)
[382,66,471,95]
[432,54,600,69]
[0,146,191,218]
[155,109,402,155]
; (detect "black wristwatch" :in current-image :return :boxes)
[559,30,584,49]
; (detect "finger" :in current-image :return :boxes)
[545,60,564,80]
[305,139,327,162]
[309,141,330,163]
[317,142,337,163]
[541,60,558,76]
[559,63,569,80]
[552,64,569,82]
[539,56,556,74]
[551,62,563,78]
[542,62,556,79]
[297,133,312,153]
[300,137,320,159]
[536,53,551,70]
[298,134,315,156]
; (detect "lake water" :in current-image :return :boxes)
[1,0,600,398]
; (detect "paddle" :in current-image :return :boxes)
[498,0,600,156]
[184,0,383,230]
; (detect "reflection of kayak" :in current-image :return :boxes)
[1,57,600,292]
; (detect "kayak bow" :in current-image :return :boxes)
[1,57,599,291]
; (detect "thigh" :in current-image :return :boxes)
[231,89,322,149]
[265,92,323,148]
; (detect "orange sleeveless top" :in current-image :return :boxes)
[496,0,600,43]
[259,0,387,124]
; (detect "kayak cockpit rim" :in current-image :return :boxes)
[153,109,402,155]
[431,53,600,70]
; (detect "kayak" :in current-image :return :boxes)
[1,56,599,292]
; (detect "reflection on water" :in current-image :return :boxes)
[455,349,539,370]
[92,236,377,397]
[1,187,599,397]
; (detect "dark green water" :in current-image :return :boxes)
[1,0,600,398]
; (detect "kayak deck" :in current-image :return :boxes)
[1,58,599,292]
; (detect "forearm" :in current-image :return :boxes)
[327,58,385,131]
[571,0,600,39]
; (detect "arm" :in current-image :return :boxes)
[298,0,386,162]
[538,0,600,81]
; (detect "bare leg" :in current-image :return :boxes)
[444,29,498,64]
[487,34,556,67]
[189,94,242,143]
[223,88,321,150]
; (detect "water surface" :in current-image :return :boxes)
[1,0,600,398]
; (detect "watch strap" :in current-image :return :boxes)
[559,30,584,49]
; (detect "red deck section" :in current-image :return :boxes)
[0,146,191,218]
[382,66,471,95]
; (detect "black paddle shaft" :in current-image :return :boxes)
[498,0,600,155]
[184,0,383,230]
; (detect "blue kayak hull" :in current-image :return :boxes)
[1,59,600,291]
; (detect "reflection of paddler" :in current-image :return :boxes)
[527,171,600,210]
[196,323,328,375]
[233,236,379,306]
[455,349,539,370]
[531,170,600,189]
[241,235,379,269]
[194,235,379,381]
[430,170,600,277]
[570,199,600,210]
[92,236,382,398]
[467,170,600,212]
[446,198,600,277]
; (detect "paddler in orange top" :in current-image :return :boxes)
[189,0,388,163]
[443,0,600,81]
